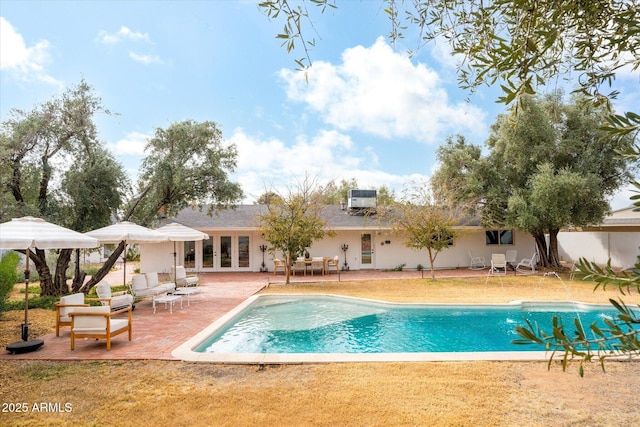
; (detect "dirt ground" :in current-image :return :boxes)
[1,276,639,426]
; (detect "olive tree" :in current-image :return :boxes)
[258,176,333,284]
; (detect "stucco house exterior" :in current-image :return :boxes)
[140,204,538,274]
[557,206,640,269]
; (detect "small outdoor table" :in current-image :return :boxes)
[172,287,201,306]
[153,294,183,314]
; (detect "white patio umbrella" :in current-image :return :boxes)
[0,216,99,352]
[154,223,209,279]
[86,221,167,287]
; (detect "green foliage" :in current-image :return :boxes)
[416,264,424,271]
[433,94,636,268]
[390,263,406,272]
[4,295,58,311]
[388,181,466,280]
[0,251,20,316]
[132,120,244,225]
[258,176,334,283]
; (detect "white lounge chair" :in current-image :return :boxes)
[173,266,199,287]
[468,252,487,270]
[96,280,134,311]
[516,253,537,274]
[490,253,507,275]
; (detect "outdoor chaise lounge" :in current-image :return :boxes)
[130,272,175,299]
[69,305,132,350]
[54,293,105,336]
[96,280,134,311]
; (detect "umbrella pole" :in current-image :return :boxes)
[22,249,30,341]
[123,241,127,288]
[173,242,177,283]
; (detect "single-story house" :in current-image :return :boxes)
[140,204,538,274]
[558,206,640,269]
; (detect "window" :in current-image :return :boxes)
[485,229,513,245]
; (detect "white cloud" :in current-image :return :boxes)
[609,184,638,211]
[96,26,150,44]
[227,128,428,203]
[108,131,149,155]
[129,51,163,65]
[0,17,61,86]
[280,37,487,144]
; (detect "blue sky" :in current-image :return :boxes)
[1,1,637,209]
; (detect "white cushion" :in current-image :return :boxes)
[145,272,159,287]
[96,281,112,299]
[131,275,148,291]
[72,306,110,331]
[110,319,129,333]
[59,293,85,317]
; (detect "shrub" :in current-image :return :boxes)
[0,251,20,317]
[417,264,424,271]
[390,263,406,272]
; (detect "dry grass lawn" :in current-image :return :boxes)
[1,274,639,426]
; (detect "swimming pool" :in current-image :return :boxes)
[172,294,622,363]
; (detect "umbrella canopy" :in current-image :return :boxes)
[154,222,209,242]
[86,221,168,244]
[0,216,99,347]
[154,223,209,278]
[86,221,168,286]
[0,216,99,250]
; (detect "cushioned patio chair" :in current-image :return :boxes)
[54,293,105,336]
[96,280,134,311]
[292,258,307,276]
[490,253,507,275]
[326,256,339,274]
[173,266,199,287]
[311,257,325,276]
[273,258,286,275]
[69,305,132,350]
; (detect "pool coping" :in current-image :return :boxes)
[171,294,613,364]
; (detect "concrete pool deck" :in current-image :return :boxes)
[1,268,549,362]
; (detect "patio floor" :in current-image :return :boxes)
[1,268,492,361]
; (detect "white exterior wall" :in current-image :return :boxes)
[557,231,639,268]
[139,229,538,273]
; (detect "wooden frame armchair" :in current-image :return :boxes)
[69,306,132,350]
[54,293,106,337]
[326,256,339,274]
[311,257,325,276]
[273,258,287,275]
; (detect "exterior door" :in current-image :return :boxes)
[360,233,374,269]
[220,236,232,269]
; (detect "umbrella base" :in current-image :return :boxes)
[6,338,44,354]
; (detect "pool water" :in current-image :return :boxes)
[194,295,624,354]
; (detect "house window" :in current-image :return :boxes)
[485,229,513,245]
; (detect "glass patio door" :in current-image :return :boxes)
[220,236,232,269]
[361,233,374,269]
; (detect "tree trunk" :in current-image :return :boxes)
[547,229,562,268]
[285,252,292,284]
[32,248,54,296]
[532,231,549,268]
[80,241,126,294]
[427,247,436,280]
[54,249,72,295]
[71,249,86,292]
